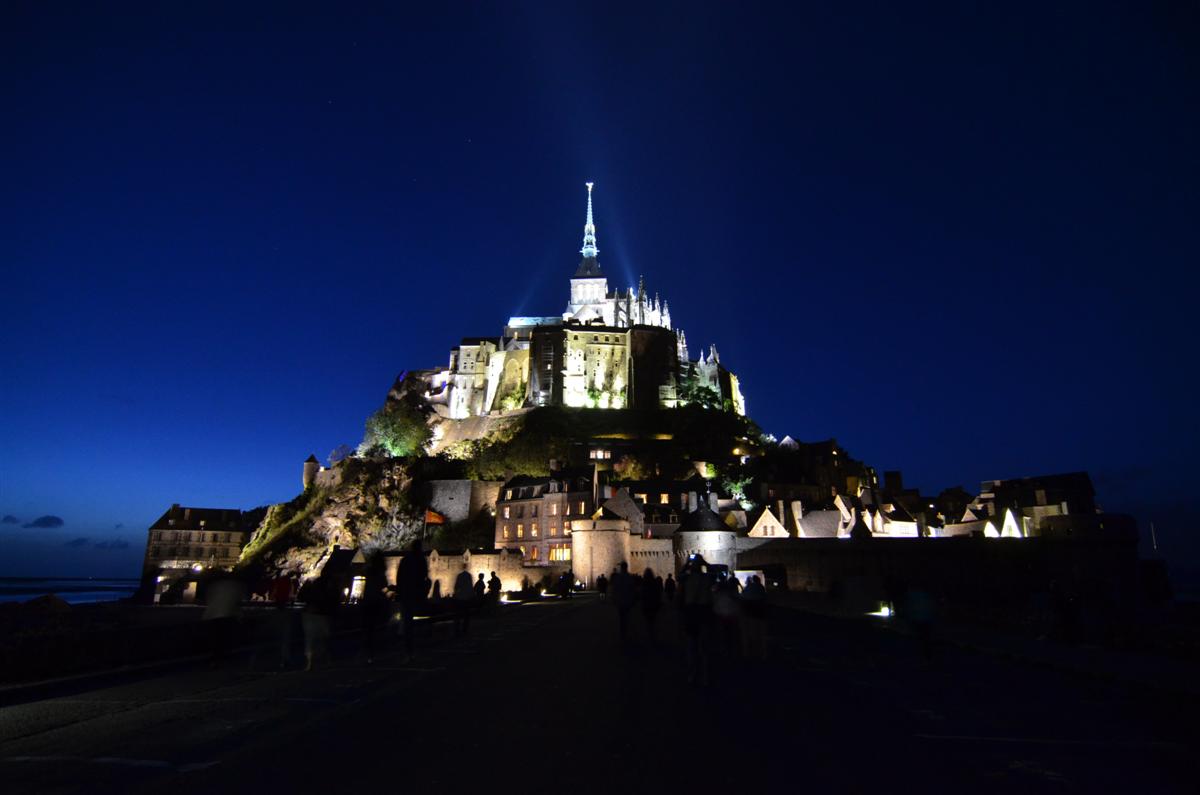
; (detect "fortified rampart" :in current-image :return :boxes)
[737,525,1139,618]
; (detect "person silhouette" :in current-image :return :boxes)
[664,573,676,603]
[487,571,502,602]
[453,564,475,636]
[361,553,390,664]
[611,562,636,645]
[395,539,429,662]
[641,568,663,644]
[682,555,715,684]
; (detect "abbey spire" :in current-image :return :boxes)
[574,181,603,279]
[580,181,598,259]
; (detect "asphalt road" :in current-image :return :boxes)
[1,595,1195,793]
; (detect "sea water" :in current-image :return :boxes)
[0,577,140,604]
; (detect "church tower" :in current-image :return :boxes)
[567,182,610,321]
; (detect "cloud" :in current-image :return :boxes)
[2,515,18,525]
[24,515,65,529]
[64,537,90,547]
[94,539,131,550]
[1093,467,1152,495]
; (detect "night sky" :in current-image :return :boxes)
[3,3,1197,579]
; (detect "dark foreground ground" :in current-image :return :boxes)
[1,595,1196,793]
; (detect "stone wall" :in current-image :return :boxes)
[384,548,527,598]
[427,480,502,524]
[571,521,631,587]
[628,536,675,579]
[674,529,738,574]
[736,534,1139,621]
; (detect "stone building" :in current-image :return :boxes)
[940,472,1100,538]
[493,468,596,565]
[419,183,746,419]
[142,504,252,601]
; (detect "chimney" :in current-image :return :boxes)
[790,499,804,535]
[592,462,601,512]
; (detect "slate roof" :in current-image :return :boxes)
[574,256,603,278]
[678,505,727,532]
[150,505,246,532]
[500,467,594,496]
[798,510,841,538]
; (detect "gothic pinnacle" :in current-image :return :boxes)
[580,182,598,259]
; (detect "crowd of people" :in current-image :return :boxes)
[213,539,507,671]
[598,556,769,682]
[199,544,770,685]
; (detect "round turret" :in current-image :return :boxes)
[673,504,737,574]
[570,512,631,589]
[302,454,320,490]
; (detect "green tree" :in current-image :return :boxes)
[361,402,432,458]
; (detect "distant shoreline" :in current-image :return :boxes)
[0,577,140,605]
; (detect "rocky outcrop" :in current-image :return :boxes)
[241,457,423,578]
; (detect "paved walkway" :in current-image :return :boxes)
[1,595,1196,793]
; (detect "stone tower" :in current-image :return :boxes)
[302,454,320,490]
[672,503,737,575]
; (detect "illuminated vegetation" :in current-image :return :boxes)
[453,405,765,480]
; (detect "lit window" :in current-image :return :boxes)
[578,501,585,514]
[503,506,510,519]
[506,490,513,500]
[635,493,647,504]
[564,521,572,535]
[551,504,558,516]
[529,546,539,561]
[503,525,510,539]
[550,525,557,536]
[660,493,669,504]
[531,523,539,538]
[517,524,524,538]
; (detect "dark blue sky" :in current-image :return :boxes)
[3,2,1197,577]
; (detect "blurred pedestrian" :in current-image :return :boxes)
[641,568,663,644]
[740,575,768,660]
[682,556,715,684]
[596,573,608,597]
[611,562,636,645]
[714,572,742,658]
[299,570,338,671]
[361,553,390,664]
[664,573,677,603]
[453,564,475,636]
[396,539,429,661]
[474,572,486,599]
[270,573,295,668]
[203,573,246,666]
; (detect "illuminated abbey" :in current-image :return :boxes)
[419,184,746,420]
